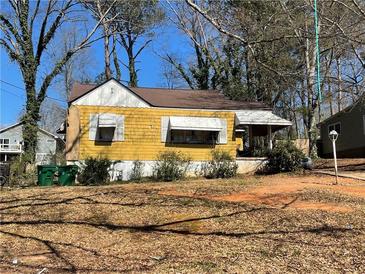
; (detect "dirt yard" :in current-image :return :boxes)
[1,173,365,273]
[315,158,365,172]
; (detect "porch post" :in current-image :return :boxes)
[268,125,273,150]
[248,125,253,152]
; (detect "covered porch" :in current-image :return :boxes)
[234,110,292,158]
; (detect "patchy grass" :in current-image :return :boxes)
[0,174,364,273]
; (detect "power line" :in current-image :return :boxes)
[0,80,24,90]
[1,88,24,99]
[0,80,67,103]
[0,88,66,113]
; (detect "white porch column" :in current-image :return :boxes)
[248,125,253,151]
[268,125,273,150]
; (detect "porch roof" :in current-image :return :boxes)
[235,110,292,130]
[169,116,222,131]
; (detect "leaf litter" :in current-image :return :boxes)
[0,173,364,273]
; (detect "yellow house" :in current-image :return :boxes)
[64,78,291,180]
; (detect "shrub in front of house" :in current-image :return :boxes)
[129,160,144,181]
[200,150,238,179]
[266,141,304,173]
[78,157,111,185]
[153,151,191,181]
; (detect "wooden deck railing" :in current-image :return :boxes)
[0,144,22,153]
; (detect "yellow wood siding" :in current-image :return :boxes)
[76,106,236,161]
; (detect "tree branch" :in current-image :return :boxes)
[37,0,117,102]
[184,0,299,77]
[185,0,248,45]
[134,39,152,59]
[30,0,41,35]
[0,38,20,61]
[36,0,74,65]
[352,0,365,18]
[165,54,195,89]
[0,14,24,50]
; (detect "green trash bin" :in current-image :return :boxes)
[58,165,78,186]
[38,165,58,186]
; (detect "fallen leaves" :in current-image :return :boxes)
[0,173,364,273]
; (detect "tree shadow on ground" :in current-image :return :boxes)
[1,187,363,272]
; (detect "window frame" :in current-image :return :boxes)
[170,130,218,145]
[328,122,341,135]
[89,113,124,142]
[0,138,10,148]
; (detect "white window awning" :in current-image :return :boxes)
[169,116,223,131]
[235,110,292,127]
[98,113,117,127]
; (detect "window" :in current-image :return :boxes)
[161,116,227,144]
[328,122,341,135]
[89,113,124,142]
[170,130,218,144]
[97,127,115,142]
[0,138,9,149]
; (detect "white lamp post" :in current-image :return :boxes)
[329,130,339,184]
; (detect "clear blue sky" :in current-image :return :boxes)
[0,18,191,128]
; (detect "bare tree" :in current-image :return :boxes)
[39,99,66,134]
[49,27,95,100]
[114,0,164,87]
[184,0,365,156]
[163,0,218,90]
[160,61,187,89]
[82,0,117,80]
[0,0,116,161]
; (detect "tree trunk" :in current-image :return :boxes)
[305,19,318,158]
[329,83,334,116]
[23,100,39,161]
[20,61,39,162]
[128,47,137,87]
[244,49,252,96]
[337,58,342,112]
[22,110,39,162]
[103,25,112,80]
[112,33,121,81]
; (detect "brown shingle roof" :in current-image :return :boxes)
[69,80,271,110]
[69,82,97,102]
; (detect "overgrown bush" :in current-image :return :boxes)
[266,141,305,173]
[129,160,144,181]
[9,156,37,187]
[50,151,66,165]
[153,151,191,181]
[252,147,270,157]
[199,150,238,179]
[78,157,111,185]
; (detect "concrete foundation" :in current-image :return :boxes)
[236,157,268,174]
[68,157,268,181]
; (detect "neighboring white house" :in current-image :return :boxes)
[0,122,64,164]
